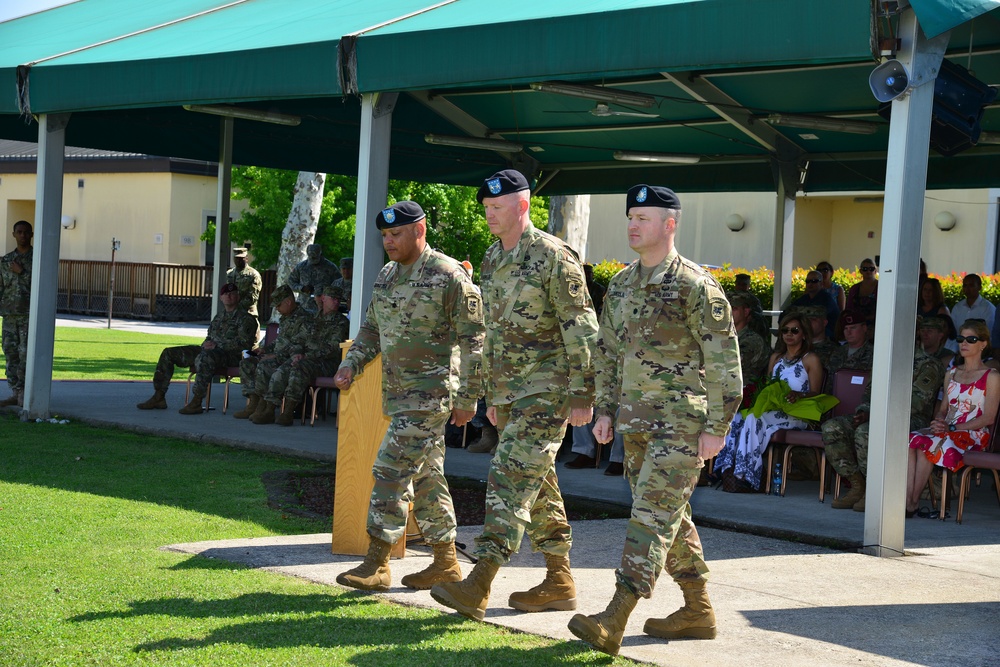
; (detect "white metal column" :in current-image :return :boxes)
[771,179,795,311]
[211,116,234,320]
[23,113,70,419]
[864,11,949,557]
[350,92,397,338]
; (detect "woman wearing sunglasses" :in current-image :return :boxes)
[816,261,846,312]
[714,311,823,492]
[906,319,1000,517]
[845,258,879,323]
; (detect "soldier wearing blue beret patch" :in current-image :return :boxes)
[568,184,742,655]
[475,168,531,203]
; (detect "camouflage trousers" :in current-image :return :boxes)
[152,345,239,398]
[367,410,457,545]
[1,314,28,392]
[264,357,339,404]
[822,415,870,478]
[618,430,708,599]
[239,355,283,398]
[474,393,572,566]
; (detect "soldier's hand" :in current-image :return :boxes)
[568,406,593,428]
[698,432,725,460]
[334,367,354,390]
[450,408,476,427]
[593,415,614,444]
[9,260,22,274]
[486,406,497,426]
[852,411,869,427]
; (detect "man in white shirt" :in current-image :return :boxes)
[951,273,995,333]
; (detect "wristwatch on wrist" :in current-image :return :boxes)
[948,423,957,432]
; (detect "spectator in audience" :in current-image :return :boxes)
[950,274,995,334]
[288,244,342,314]
[729,291,769,384]
[332,257,354,314]
[734,273,770,343]
[137,283,259,414]
[919,315,955,367]
[845,258,879,323]
[822,346,943,512]
[227,247,263,318]
[816,261,846,312]
[786,270,839,339]
[714,311,822,492]
[906,319,1000,517]
[801,305,837,371]
[825,310,874,393]
[919,277,956,341]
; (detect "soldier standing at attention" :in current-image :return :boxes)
[227,247,262,318]
[287,244,342,314]
[431,170,598,621]
[334,201,483,591]
[0,220,33,407]
[567,185,742,656]
[136,283,259,414]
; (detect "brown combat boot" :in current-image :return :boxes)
[178,394,205,415]
[466,423,498,454]
[401,541,462,590]
[643,580,717,640]
[15,390,23,407]
[233,394,260,419]
[250,399,277,425]
[508,553,577,612]
[430,557,500,621]
[567,583,639,656]
[832,472,866,510]
[136,391,167,410]
[336,536,392,591]
[275,400,298,426]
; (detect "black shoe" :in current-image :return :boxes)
[564,454,596,469]
[604,462,624,477]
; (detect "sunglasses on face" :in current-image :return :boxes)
[805,279,820,284]
[860,266,876,272]
[781,327,801,334]
[956,335,983,343]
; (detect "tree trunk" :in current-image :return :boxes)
[274,172,325,319]
[548,194,591,260]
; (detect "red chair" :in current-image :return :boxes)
[953,402,1000,523]
[765,369,871,501]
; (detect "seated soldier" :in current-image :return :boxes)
[918,315,955,367]
[822,347,943,511]
[263,285,351,426]
[233,284,313,420]
[729,291,769,384]
[824,310,874,393]
[137,283,259,414]
[802,305,837,371]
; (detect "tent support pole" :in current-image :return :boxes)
[211,116,234,321]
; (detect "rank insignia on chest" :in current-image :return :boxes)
[568,281,582,298]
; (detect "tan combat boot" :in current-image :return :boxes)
[178,394,205,415]
[233,394,260,419]
[275,400,298,426]
[136,391,167,410]
[430,557,500,621]
[643,580,717,640]
[401,541,462,590]
[336,536,392,591]
[567,583,639,656]
[250,399,277,425]
[508,553,577,612]
[832,472,866,510]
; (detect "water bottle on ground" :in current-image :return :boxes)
[772,463,783,496]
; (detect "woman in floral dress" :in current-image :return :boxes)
[906,319,1000,516]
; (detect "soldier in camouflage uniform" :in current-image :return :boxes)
[0,220,33,407]
[822,346,943,511]
[263,284,350,426]
[824,310,874,393]
[334,201,483,592]
[728,291,769,384]
[287,244,342,314]
[137,283,259,414]
[918,315,955,367]
[567,185,743,656]
[233,284,313,423]
[431,170,598,622]
[331,257,353,314]
[227,247,263,317]
[801,305,838,371]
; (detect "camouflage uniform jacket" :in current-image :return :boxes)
[737,326,770,385]
[480,224,597,409]
[262,306,312,363]
[226,265,263,315]
[205,307,260,354]
[812,338,839,371]
[306,310,350,362]
[854,348,943,430]
[0,247,32,316]
[288,258,341,307]
[595,249,743,438]
[825,340,875,393]
[341,244,484,415]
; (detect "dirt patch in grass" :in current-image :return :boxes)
[263,466,631,525]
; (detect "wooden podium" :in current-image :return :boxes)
[331,341,409,558]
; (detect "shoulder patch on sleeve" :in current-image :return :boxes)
[704,283,732,332]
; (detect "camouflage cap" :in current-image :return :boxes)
[726,291,756,309]
[233,247,248,258]
[799,305,827,321]
[919,314,949,332]
[320,284,346,300]
[271,284,294,303]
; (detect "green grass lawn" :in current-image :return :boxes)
[0,416,633,666]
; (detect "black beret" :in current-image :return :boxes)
[375,201,426,230]
[477,169,530,203]
[626,184,681,213]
